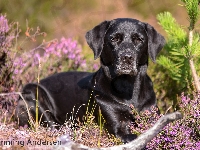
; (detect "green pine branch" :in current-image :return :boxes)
[181,0,200,30]
[157,0,200,92]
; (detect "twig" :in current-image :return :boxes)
[0,92,22,97]
[189,30,200,91]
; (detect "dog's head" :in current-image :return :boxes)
[85,18,165,77]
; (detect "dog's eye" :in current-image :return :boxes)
[132,36,143,45]
[111,34,122,43]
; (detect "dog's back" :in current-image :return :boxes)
[15,71,93,127]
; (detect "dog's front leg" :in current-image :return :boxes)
[104,109,137,143]
[96,100,137,143]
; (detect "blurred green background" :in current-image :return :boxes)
[0,0,187,41]
[0,0,190,112]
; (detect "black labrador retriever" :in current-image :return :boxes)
[15,18,165,143]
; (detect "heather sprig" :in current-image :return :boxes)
[12,37,87,88]
[1,15,98,92]
[0,14,19,93]
[131,92,200,149]
[0,15,9,33]
[0,14,89,92]
[43,37,86,70]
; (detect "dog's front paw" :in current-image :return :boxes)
[121,134,137,143]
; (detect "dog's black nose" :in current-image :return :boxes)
[121,53,134,64]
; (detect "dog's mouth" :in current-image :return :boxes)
[113,51,138,76]
[115,61,138,76]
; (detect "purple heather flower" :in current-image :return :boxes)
[13,69,19,75]
[13,57,26,71]
[0,15,9,33]
[93,63,99,70]
[181,93,190,105]
[68,53,76,59]
[196,142,200,148]
[45,44,56,53]
[80,60,86,67]
[34,53,40,60]
[169,130,176,136]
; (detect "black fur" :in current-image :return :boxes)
[15,18,165,143]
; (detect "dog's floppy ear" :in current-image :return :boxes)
[85,21,110,60]
[145,23,165,62]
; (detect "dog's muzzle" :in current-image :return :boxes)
[115,52,137,76]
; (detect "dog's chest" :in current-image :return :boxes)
[110,75,141,100]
